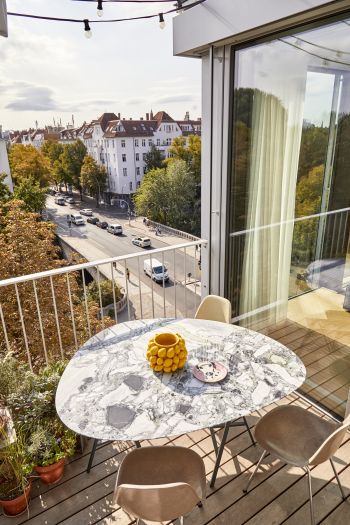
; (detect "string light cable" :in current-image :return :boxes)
[7,0,204,37]
[279,37,350,68]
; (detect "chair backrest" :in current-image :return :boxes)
[115,482,199,522]
[195,295,232,324]
[309,389,350,465]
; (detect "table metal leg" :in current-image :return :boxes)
[210,427,218,456]
[243,416,255,445]
[87,438,99,473]
[210,422,230,487]
[134,441,141,448]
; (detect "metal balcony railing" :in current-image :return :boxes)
[0,239,207,370]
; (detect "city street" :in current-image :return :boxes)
[46,195,202,318]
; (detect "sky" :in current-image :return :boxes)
[0,0,201,131]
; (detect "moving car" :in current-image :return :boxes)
[69,214,85,226]
[87,216,99,224]
[132,236,151,248]
[81,209,93,216]
[54,196,65,205]
[66,197,75,204]
[107,224,123,235]
[144,258,169,283]
[96,220,108,229]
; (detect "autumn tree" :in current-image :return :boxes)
[8,144,50,187]
[13,177,47,213]
[42,140,70,190]
[0,200,112,368]
[60,140,87,200]
[80,155,107,207]
[144,144,164,172]
[0,173,11,201]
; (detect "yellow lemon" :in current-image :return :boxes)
[150,355,157,364]
[173,356,179,364]
[175,346,180,355]
[158,347,167,358]
[150,347,158,356]
[178,359,186,369]
[164,358,173,368]
[149,362,156,369]
[146,350,152,359]
[157,357,164,365]
[154,365,163,372]
[179,351,185,360]
[167,348,175,358]
[171,364,178,372]
[163,367,172,373]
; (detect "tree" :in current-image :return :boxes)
[13,177,47,213]
[0,173,11,201]
[60,140,87,200]
[8,144,50,187]
[41,140,70,190]
[0,200,112,367]
[41,140,64,169]
[144,144,164,172]
[80,155,107,207]
[134,159,199,235]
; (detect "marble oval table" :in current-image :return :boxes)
[56,318,306,443]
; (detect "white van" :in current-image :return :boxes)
[107,223,123,235]
[54,196,65,205]
[144,258,169,283]
[70,214,85,226]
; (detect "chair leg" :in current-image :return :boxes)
[197,501,203,508]
[330,458,346,500]
[243,416,255,446]
[210,422,230,488]
[134,440,141,448]
[306,467,315,525]
[243,450,267,493]
[87,438,99,473]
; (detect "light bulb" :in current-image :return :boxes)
[97,0,103,17]
[159,13,166,30]
[83,19,92,39]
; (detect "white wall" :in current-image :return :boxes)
[0,139,13,192]
[173,0,340,56]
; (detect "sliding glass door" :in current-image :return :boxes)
[227,17,350,416]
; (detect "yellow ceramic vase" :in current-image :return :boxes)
[146,332,187,373]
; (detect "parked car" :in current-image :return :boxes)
[132,236,151,248]
[54,196,65,205]
[144,258,169,283]
[87,216,99,224]
[96,220,108,229]
[69,214,85,226]
[107,224,123,235]
[66,197,75,204]
[81,209,93,216]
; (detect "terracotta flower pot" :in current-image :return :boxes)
[34,458,65,484]
[0,479,32,517]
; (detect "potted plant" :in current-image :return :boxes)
[28,422,76,484]
[0,429,33,517]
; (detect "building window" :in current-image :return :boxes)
[122,154,126,162]
[142,139,146,147]
[148,139,153,146]
[136,167,140,176]
[112,140,115,148]
[157,139,160,146]
[135,153,139,161]
[137,181,141,188]
[121,139,125,148]
[143,153,147,161]
[123,168,127,177]
[113,154,116,161]
[134,139,139,147]
[129,181,133,191]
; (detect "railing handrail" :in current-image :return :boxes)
[0,239,207,288]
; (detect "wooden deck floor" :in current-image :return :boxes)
[1,393,350,525]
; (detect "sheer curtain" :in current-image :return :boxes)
[240,83,305,326]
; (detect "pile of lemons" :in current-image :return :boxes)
[146,333,187,373]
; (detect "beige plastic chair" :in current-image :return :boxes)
[195,294,232,324]
[113,446,206,524]
[244,392,350,525]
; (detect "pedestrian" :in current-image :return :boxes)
[143,217,146,225]
[126,268,130,281]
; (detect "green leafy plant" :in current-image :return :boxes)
[87,279,121,307]
[0,427,33,500]
[27,422,76,467]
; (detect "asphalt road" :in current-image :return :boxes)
[46,196,201,317]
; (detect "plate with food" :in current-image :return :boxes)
[192,361,228,383]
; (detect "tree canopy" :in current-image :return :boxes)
[9,144,50,187]
[0,173,11,201]
[80,155,107,207]
[144,144,164,172]
[60,140,87,199]
[13,177,47,213]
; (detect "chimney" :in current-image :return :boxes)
[146,113,149,120]
[140,117,143,120]
[117,112,121,119]
[130,118,133,120]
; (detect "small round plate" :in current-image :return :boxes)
[192,361,228,383]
